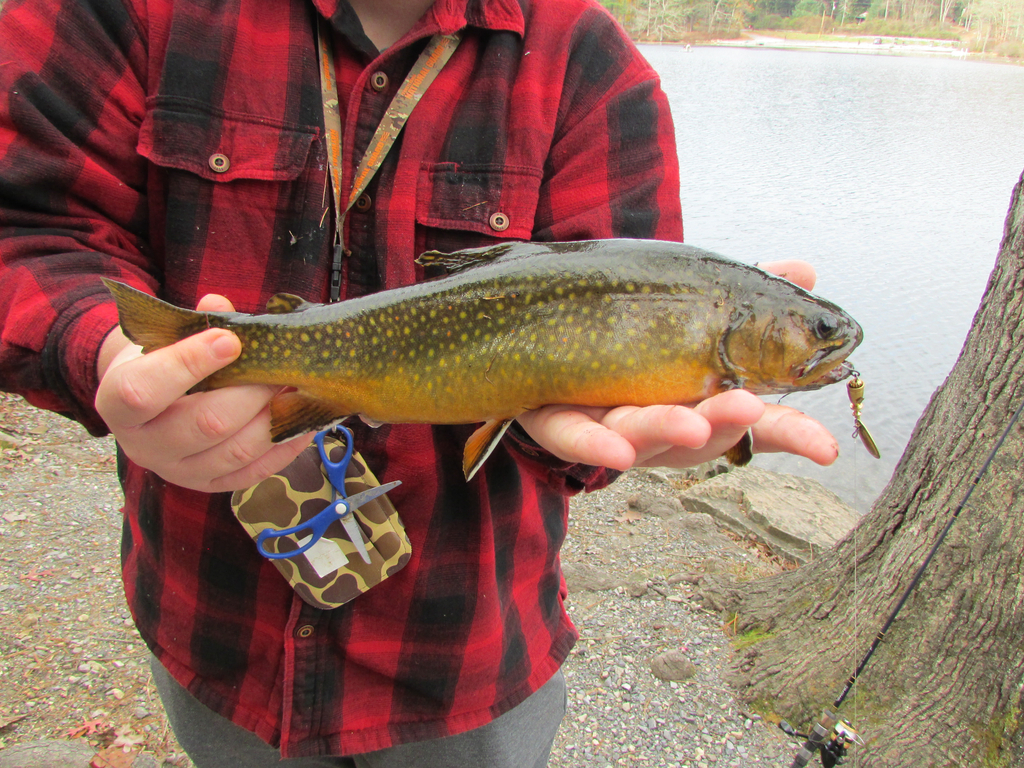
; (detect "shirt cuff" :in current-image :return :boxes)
[42,296,120,436]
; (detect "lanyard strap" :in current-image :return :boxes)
[317,18,461,301]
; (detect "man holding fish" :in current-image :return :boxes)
[0,0,842,765]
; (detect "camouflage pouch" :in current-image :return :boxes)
[231,435,412,610]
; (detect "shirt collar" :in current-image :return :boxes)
[310,0,526,42]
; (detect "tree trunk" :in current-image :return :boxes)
[700,168,1024,766]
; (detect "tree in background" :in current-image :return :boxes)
[601,0,1024,47]
[699,169,1024,765]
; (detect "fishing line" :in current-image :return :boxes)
[784,391,1024,767]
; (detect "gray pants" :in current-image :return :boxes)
[151,658,566,768]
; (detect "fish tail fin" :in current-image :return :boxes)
[102,278,219,353]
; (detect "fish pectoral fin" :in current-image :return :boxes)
[269,391,347,443]
[463,418,515,481]
[265,293,322,314]
[722,429,753,466]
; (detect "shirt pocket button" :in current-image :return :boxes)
[295,624,315,638]
[370,72,389,92]
[208,153,230,173]
[355,193,372,212]
[489,212,510,232]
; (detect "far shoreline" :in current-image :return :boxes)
[636,32,1023,66]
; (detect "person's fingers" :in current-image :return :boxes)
[196,293,234,312]
[516,405,637,469]
[596,404,711,463]
[96,328,242,429]
[750,404,839,465]
[147,382,280,455]
[177,424,315,494]
[627,390,764,468]
[758,260,816,291]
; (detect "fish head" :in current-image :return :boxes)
[720,289,863,395]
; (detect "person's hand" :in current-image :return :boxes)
[515,260,839,471]
[95,293,313,493]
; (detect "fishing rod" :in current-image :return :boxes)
[780,391,1024,767]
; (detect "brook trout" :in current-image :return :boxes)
[104,240,863,479]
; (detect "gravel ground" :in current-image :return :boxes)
[0,392,800,767]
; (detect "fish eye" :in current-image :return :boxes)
[813,313,840,340]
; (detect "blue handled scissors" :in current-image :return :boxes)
[256,425,400,563]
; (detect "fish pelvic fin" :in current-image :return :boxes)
[102,279,216,353]
[463,418,515,481]
[269,390,348,443]
[722,429,753,466]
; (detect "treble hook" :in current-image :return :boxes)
[847,372,881,459]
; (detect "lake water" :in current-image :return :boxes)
[641,45,1024,511]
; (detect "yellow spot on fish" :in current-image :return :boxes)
[300,333,309,342]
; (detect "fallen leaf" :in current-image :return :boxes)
[67,718,109,738]
[112,726,145,749]
[18,567,55,582]
[614,509,642,524]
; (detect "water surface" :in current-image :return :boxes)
[642,45,1024,510]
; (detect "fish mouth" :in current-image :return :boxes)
[794,350,856,388]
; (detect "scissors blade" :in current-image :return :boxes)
[337,514,372,564]
[342,481,402,512]
[335,481,402,565]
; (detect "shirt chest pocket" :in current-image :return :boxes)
[416,163,543,254]
[135,100,326,292]
[137,101,319,184]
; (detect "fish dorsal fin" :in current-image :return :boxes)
[463,418,515,481]
[269,390,348,442]
[266,293,320,314]
[415,243,516,275]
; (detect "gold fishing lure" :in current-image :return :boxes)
[847,373,881,458]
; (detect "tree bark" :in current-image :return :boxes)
[700,168,1024,766]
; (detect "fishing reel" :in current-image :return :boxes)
[779,714,864,768]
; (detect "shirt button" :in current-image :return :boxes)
[354,193,372,213]
[370,72,389,92]
[208,153,230,173]
[295,624,315,639]
[489,212,510,232]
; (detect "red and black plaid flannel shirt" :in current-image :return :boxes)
[0,0,683,756]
